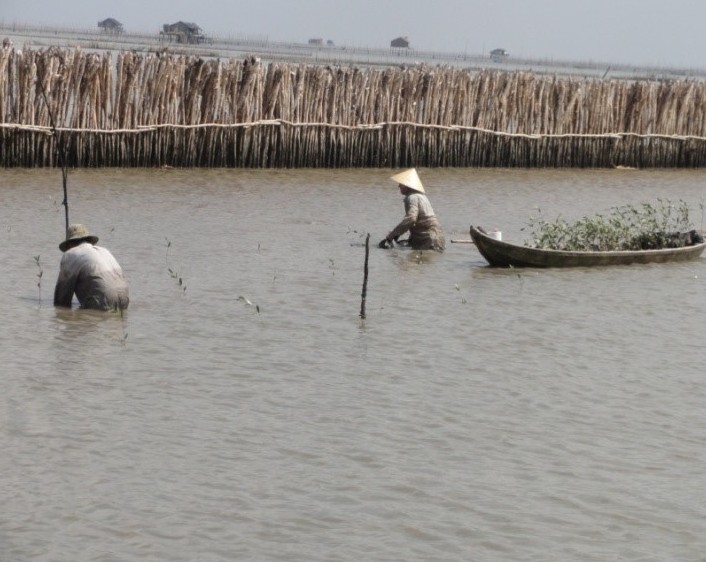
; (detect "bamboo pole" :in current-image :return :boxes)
[360,233,370,320]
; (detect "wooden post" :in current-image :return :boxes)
[37,75,70,236]
[360,233,370,319]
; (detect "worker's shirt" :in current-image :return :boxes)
[388,193,441,238]
[54,243,130,311]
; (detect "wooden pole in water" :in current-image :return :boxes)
[37,77,70,237]
[360,233,370,319]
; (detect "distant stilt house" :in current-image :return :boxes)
[309,38,335,47]
[97,18,124,35]
[490,48,509,62]
[390,36,410,49]
[160,21,205,44]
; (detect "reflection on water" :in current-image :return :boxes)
[2,168,706,561]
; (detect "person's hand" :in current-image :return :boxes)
[378,238,391,249]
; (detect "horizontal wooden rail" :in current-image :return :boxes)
[3,121,706,142]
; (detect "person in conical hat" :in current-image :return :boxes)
[54,224,130,311]
[379,168,445,252]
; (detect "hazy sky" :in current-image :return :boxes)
[2,0,704,69]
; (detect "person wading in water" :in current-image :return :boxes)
[54,224,130,311]
[379,168,445,252]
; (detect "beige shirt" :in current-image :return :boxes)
[54,243,130,310]
[388,192,445,252]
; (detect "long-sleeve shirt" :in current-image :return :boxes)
[387,192,446,252]
[54,243,130,311]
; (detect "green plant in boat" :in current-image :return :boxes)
[527,199,698,251]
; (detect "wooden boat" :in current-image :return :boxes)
[470,226,706,268]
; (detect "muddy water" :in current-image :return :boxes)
[2,167,706,561]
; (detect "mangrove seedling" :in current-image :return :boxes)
[34,255,43,304]
[237,295,261,314]
[165,237,187,293]
[454,283,468,304]
[527,200,695,251]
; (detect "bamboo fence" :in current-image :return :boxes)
[2,46,706,168]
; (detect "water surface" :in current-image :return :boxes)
[2,167,706,561]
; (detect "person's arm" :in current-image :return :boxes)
[53,257,78,307]
[387,195,420,241]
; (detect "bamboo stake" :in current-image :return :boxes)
[36,74,69,236]
[360,233,370,320]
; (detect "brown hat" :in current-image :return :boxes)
[390,168,425,193]
[59,224,99,252]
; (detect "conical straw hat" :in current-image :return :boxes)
[390,168,425,193]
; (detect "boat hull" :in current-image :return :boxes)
[470,226,706,268]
